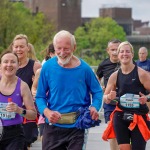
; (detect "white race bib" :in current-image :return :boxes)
[0,103,16,119]
[120,93,140,108]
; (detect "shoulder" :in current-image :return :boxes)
[33,61,42,74]
[80,59,92,70]
[20,80,30,92]
[137,66,150,84]
[34,61,41,68]
[138,66,150,80]
[35,68,42,77]
[108,70,118,84]
[110,70,118,79]
[99,58,110,66]
[135,60,139,64]
[138,66,148,77]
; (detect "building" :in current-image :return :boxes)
[99,6,133,35]
[24,0,82,33]
[10,1,150,51]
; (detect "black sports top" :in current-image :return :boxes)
[16,59,35,89]
[96,58,120,87]
[116,65,149,114]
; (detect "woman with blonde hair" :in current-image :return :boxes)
[27,43,39,62]
[12,34,41,150]
[103,41,150,150]
[0,50,37,150]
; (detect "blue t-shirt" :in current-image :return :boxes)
[136,59,150,72]
[36,57,103,128]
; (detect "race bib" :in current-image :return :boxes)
[120,93,140,108]
[0,103,16,119]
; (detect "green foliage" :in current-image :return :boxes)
[0,0,56,61]
[74,17,126,65]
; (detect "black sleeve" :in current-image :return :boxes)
[96,63,103,79]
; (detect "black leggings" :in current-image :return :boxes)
[0,124,26,150]
[113,111,150,150]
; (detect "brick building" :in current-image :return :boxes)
[24,0,82,33]
[100,7,133,35]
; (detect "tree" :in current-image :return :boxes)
[0,0,56,61]
[74,17,126,65]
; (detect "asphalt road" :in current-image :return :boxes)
[31,114,150,150]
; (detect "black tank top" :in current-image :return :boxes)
[116,65,149,114]
[16,59,34,89]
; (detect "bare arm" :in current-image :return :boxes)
[138,67,150,92]
[138,67,150,106]
[19,81,37,120]
[33,61,42,74]
[31,68,41,97]
[103,71,118,104]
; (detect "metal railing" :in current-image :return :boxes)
[90,66,98,74]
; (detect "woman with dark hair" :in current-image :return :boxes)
[41,43,55,65]
[0,51,36,150]
[32,43,55,140]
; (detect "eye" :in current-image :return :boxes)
[3,60,8,63]
[119,50,124,53]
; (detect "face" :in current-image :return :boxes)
[118,44,134,65]
[0,53,19,77]
[54,36,74,66]
[138,48,147,62]
[12,39,29,60]
[107,42,120,62]
[49,52,55,58]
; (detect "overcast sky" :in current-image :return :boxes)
[82,0,150,22]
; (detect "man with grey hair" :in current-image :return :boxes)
[136,46,150,72]
[36,30,103,150]
[136,46,150,113]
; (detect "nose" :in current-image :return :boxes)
[16,47,21,51]
[113,51,118,55]
[7,62,12,66]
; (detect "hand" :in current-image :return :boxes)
[44,108,61,124]
[6,102,18,112]
[102,86,105,92]
[107,90,116,101]
[139,92,147,105]
[89,106,99,121]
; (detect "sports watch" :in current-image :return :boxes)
[21,109,27,116]
[146,95,150,102]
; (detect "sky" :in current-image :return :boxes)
[82,0,150,22]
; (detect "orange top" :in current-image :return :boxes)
[102,106,150,141]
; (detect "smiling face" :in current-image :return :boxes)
[118,44,134,65]
[12,38,29,60]
[0,53,19,77]
[54,36,74,66]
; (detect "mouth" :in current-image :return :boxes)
[112,54,118,56]
[58,55,67,59]
[6,68,13,71]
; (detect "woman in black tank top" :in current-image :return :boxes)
[103,41,150,150]
[12,34,41,149]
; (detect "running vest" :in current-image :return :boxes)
[0,78,23,126]
[16,59,34,89]
[116,65,149,114]
[16,59,37,123]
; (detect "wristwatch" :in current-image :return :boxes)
[146,95,150,102]
[21,109,27,116]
